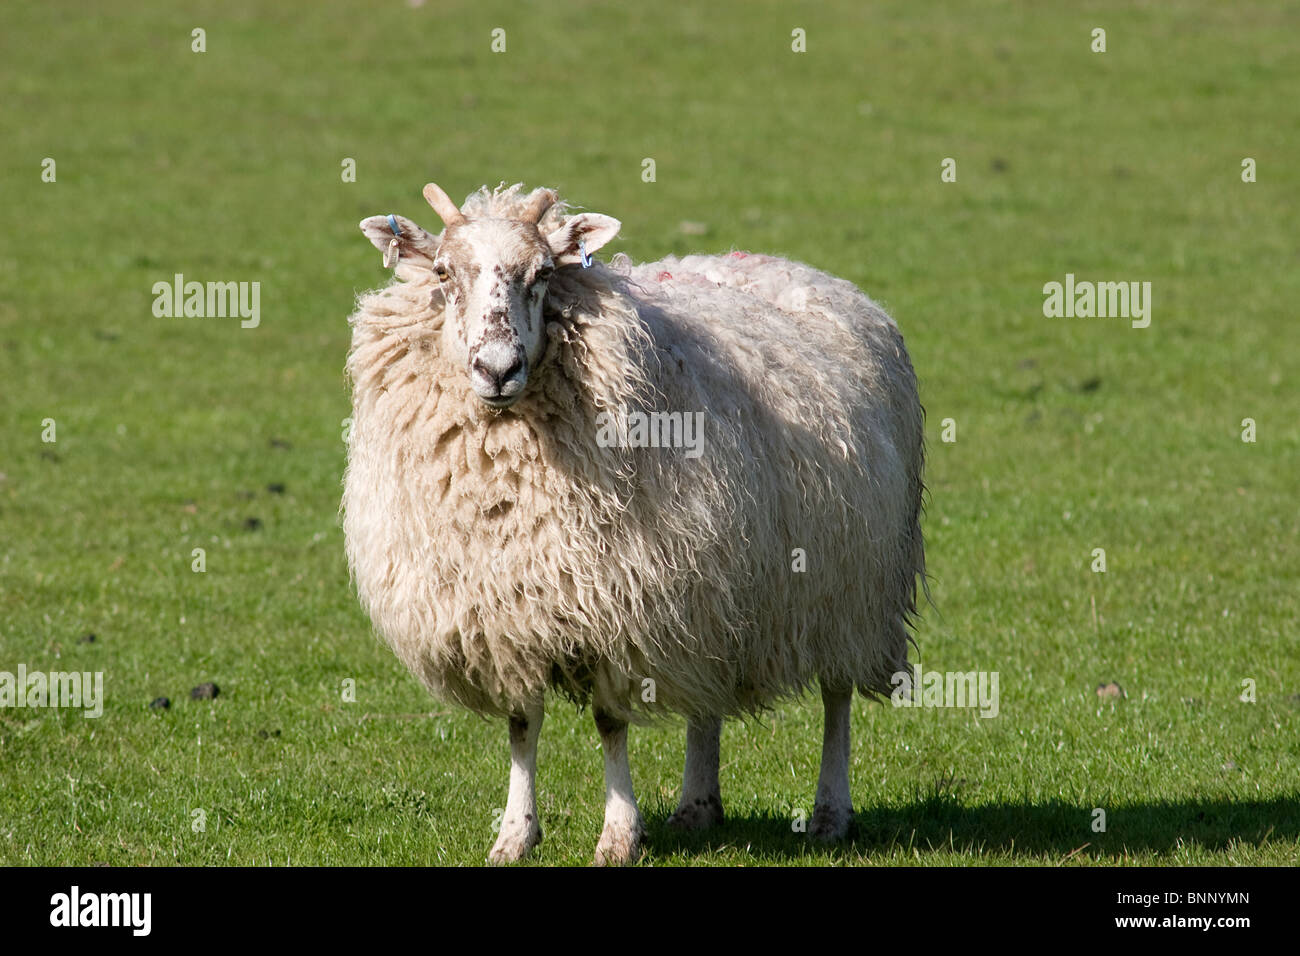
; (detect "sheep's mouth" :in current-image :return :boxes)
[480,395,520,411]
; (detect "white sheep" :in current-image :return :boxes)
[342,182,926,865]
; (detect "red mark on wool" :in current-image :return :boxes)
[657,271,673,281]
[729,251,749,259]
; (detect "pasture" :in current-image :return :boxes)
[0,0,1296,865]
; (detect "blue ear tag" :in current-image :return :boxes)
[383,214,402,268]
[579,238,593,269]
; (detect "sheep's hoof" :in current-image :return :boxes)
[487,823,542,865]
[808,803,853,842]
[593,823,643,867]
[667,793,724,831]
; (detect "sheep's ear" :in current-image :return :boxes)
[359,214,440,268]
[546,213,621,265]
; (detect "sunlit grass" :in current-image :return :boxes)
[0,0,1296,866]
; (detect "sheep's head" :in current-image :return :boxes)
[361,183,621,410]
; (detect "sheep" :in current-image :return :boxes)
[342,182,926,866]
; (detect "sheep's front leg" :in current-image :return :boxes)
[592,707,644,866]
[667,716,724,830]
[487,701,543,864]
[809,684,854,840]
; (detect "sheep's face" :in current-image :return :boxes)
[434,219,554,409]
[360,185,621,411]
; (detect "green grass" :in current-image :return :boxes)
[1,0,1297,866]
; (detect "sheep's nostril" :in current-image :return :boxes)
[501,356,524,384]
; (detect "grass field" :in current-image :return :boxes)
[1,0,1297,866]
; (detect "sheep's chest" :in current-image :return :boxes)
[346,400,581,635]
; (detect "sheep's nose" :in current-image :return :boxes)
[470,349,527,403]
[473,355,523,390]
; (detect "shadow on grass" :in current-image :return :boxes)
[645,795,1300,860]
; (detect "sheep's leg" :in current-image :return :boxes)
[667,716,724,830]
[487,701,543,864]
[592,707,644,866]
[809,684,854,840]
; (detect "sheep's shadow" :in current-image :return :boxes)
[643,795,1300,861]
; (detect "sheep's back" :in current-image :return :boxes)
[613,252,925,710]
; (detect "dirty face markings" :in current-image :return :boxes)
[433,219,557,405]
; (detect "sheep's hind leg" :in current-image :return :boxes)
[667,716,724,830]
[592,706,644,866]
[487,701,543,864]
[810,684,854,841]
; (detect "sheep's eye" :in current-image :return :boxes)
[532,268,553,288]
[434,265,451,282]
